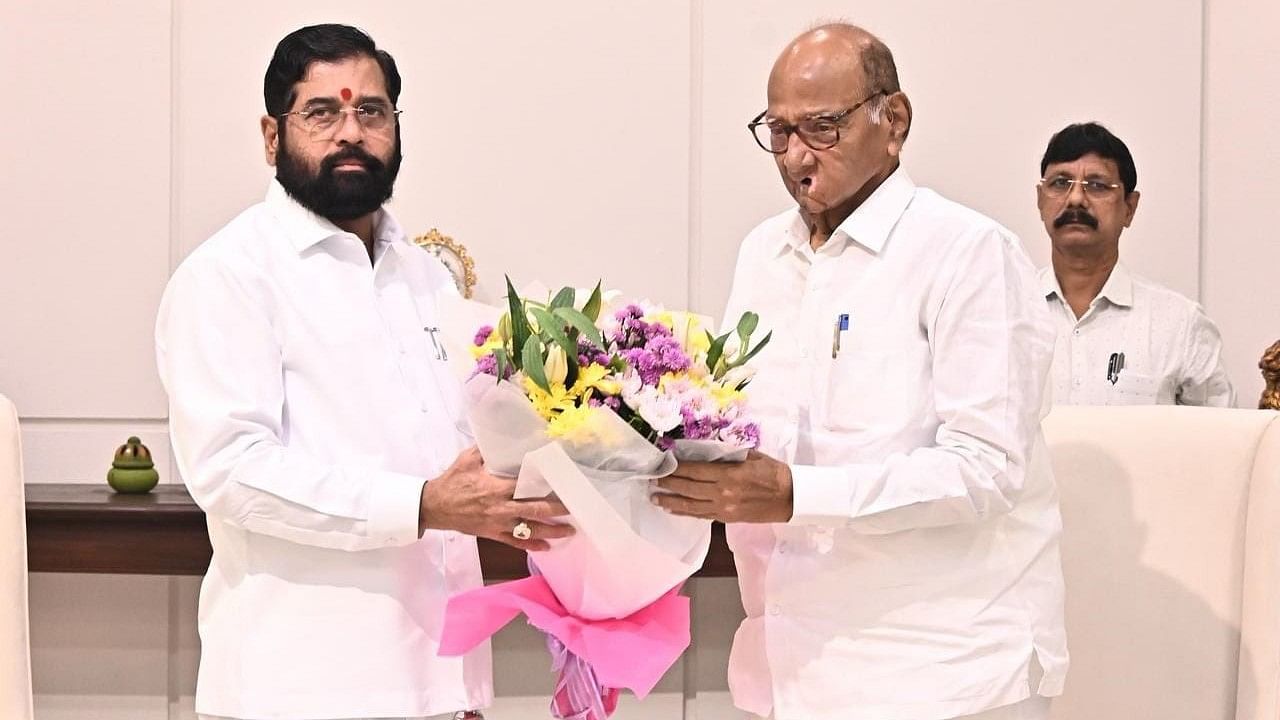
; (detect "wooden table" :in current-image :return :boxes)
[24,483,737,578]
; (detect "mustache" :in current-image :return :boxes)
[320,146,386,175]
[1054,208,1098,229]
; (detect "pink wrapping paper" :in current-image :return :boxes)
[438,574,690,699]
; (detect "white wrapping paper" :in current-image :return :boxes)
[465,376,744,620]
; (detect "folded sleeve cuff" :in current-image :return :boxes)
[366,471,428,546]
[788,463,857,527]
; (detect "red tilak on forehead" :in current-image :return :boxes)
[340,88,352,101]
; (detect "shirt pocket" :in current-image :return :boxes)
[821,347,912,431]
[1107,372,1160,405]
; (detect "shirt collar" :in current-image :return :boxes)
[1040,261,1134,309]
[1096,261,1134,307]
[770,167,916,257]
[264,179,404,254]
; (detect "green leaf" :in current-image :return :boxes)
[705,331,730,374]
[581,281,604,322]
[504,276,531,365]
[493,348,509,383]
[553,307,604,349]
[529,307,576,357]
[521,335,549,392]
[564,354,580,389]
[550,286,576,312]
[730,330,773,368]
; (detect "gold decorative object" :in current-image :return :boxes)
[413,228,476,299]
[1261,339,1280,410]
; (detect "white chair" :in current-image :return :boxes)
[1044,405,1280,720]
[0,394,33,719]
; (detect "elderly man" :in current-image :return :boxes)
[1036,122,1235,406]
[156,24,569,720]
[653,24,1066,720]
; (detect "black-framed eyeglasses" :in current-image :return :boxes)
[279,102,403,139]
[1037,176,1124,201]
[747,91,884,154]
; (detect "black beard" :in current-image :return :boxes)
[275,128,402,221]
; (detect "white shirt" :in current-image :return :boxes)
[156,181,491,720]
[1040,263,1235,407]
[721,169,1068,720]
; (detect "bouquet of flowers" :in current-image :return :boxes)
[438,279,770,719]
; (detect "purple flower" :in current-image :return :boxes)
[473,325,494,346]
[681,406,729,441]
[719,420,761,449]
[611,305,673,350]
[620,335,692,386]
[470,353,511,380]
[577,338,611,368]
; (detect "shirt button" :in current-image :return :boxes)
[777,542,788,555]
[1073,329,1081,336]
[769,604,782,616]
[1073,379,1082,387]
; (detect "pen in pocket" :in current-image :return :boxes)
[831,313,850,359]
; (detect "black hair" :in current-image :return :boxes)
[264,24,401,116]
[1040,122,1138,195]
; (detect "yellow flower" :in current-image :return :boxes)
[570,363,620,398]
[546,404,605,444]
[710,383,743,408]
[522,375,575,420]
[547,403,627,447]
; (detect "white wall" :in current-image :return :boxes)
[2,1,1277,718]
[1204,0,1280,405]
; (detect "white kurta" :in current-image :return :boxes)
[721,169,1067,720]
[157,181,491,719]
[1040,263,1235,407]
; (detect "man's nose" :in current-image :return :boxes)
[781,133,815,178]
[332,109,366,144]
[1065,180,1089,205]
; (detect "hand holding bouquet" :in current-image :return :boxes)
[440,279,770,719]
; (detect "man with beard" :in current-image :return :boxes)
[155,24,570,720]
[653,23,1065,720]
[1036,122,1234,406]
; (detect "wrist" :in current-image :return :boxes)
[779,463,795,522]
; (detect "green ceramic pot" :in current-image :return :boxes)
[107,436,159,494]
[107,466,159,494]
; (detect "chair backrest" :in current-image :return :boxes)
[0,394,33,719]
[1043,405,1280,720]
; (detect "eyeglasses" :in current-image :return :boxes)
[1038,176,1124,200]
[279,103,402,139]
[747,91,883,154]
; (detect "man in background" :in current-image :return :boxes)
[1036,122,1234,406]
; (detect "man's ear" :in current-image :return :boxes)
[261,115,279,167]
[1123,190,1141,228]
[884,91,912,157]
